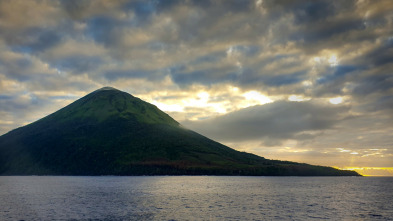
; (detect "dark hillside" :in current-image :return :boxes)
[0,87,359,176]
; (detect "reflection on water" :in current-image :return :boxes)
[0,176,392,220]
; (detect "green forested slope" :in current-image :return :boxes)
[0,87,359,176]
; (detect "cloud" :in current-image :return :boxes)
[9,29,63,54]
[353,73,393,97]
[103,69,165,82]
[0,0,61,29]
[363,38,393,67]
[182,100,350,145]
[60,0,125,21]
[0,0,392,168]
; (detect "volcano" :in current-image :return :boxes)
[0,87,359,176]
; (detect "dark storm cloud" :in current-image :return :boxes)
[271,1,361,44]
[289,1,364,43]
[60,0,125,20]
[316,65,361,85]
[374,95,393,112]
[125,0,157,20]
[0,0,390,100]
[182,100,349,144]
[353,74,393,97]
[189,51,227,66]
[60,0,91,19]
[85,16,131,46]
[292,1,336,24]
[51,55,103,74]
[154,0,267,45]
[7,29,63,54]
[171,67,239,86]
[155,0,255,13]
[156,0,255,12]
[234,68,308,88]
[260,70,306,87]
[0,57,33,81]
[363,38,393,67]
[30,78,96,93]
[170,47,305,88]
[291,19,366,44]
[262,0,353,22]
[103,69,165,82]
[0,92,48,112]
[260,0,387,54]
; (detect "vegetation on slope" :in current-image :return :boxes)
[0,87,359,176]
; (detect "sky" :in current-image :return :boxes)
[0,0,392,176]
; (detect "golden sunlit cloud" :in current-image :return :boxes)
[310,51,339,67]
[0,120,13,125]
[301,80,313,86]
[328,54,338,66]
[288,95,311,102]
[243,90,273,106]
[329,97,343,104]
[152,102,184,112]
[337,148,351,152]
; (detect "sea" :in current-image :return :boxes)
[0,176,392,220]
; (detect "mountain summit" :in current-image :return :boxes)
[0,87,359,176]
[46,86,179,126]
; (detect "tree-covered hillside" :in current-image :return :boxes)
[0,87,359,176]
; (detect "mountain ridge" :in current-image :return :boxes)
[0,87,360,176]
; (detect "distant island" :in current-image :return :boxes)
[0,87,359,176]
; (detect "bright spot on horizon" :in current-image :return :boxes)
[329,97,343,104]
[336,167,393,176]
[243,90,273,105]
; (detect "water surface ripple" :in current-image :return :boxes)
[0,176,392,220]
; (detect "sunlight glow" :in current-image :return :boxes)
[336,167,393,176]
[337,148,351,153]
[231,86,240,92]
[302,80,313,86]
[328,54,338,66]
[311,51,339,67]
[329,97,343,104]
[184,91,210,107]
[288,95,310,102]
[152,102,184,112]
[181,91,228,114]
[197,92,209,101]
[0,120,14,125]
[243,90,273,105]
[313,56,321,63]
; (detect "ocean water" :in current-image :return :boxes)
[0,176,392,220]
